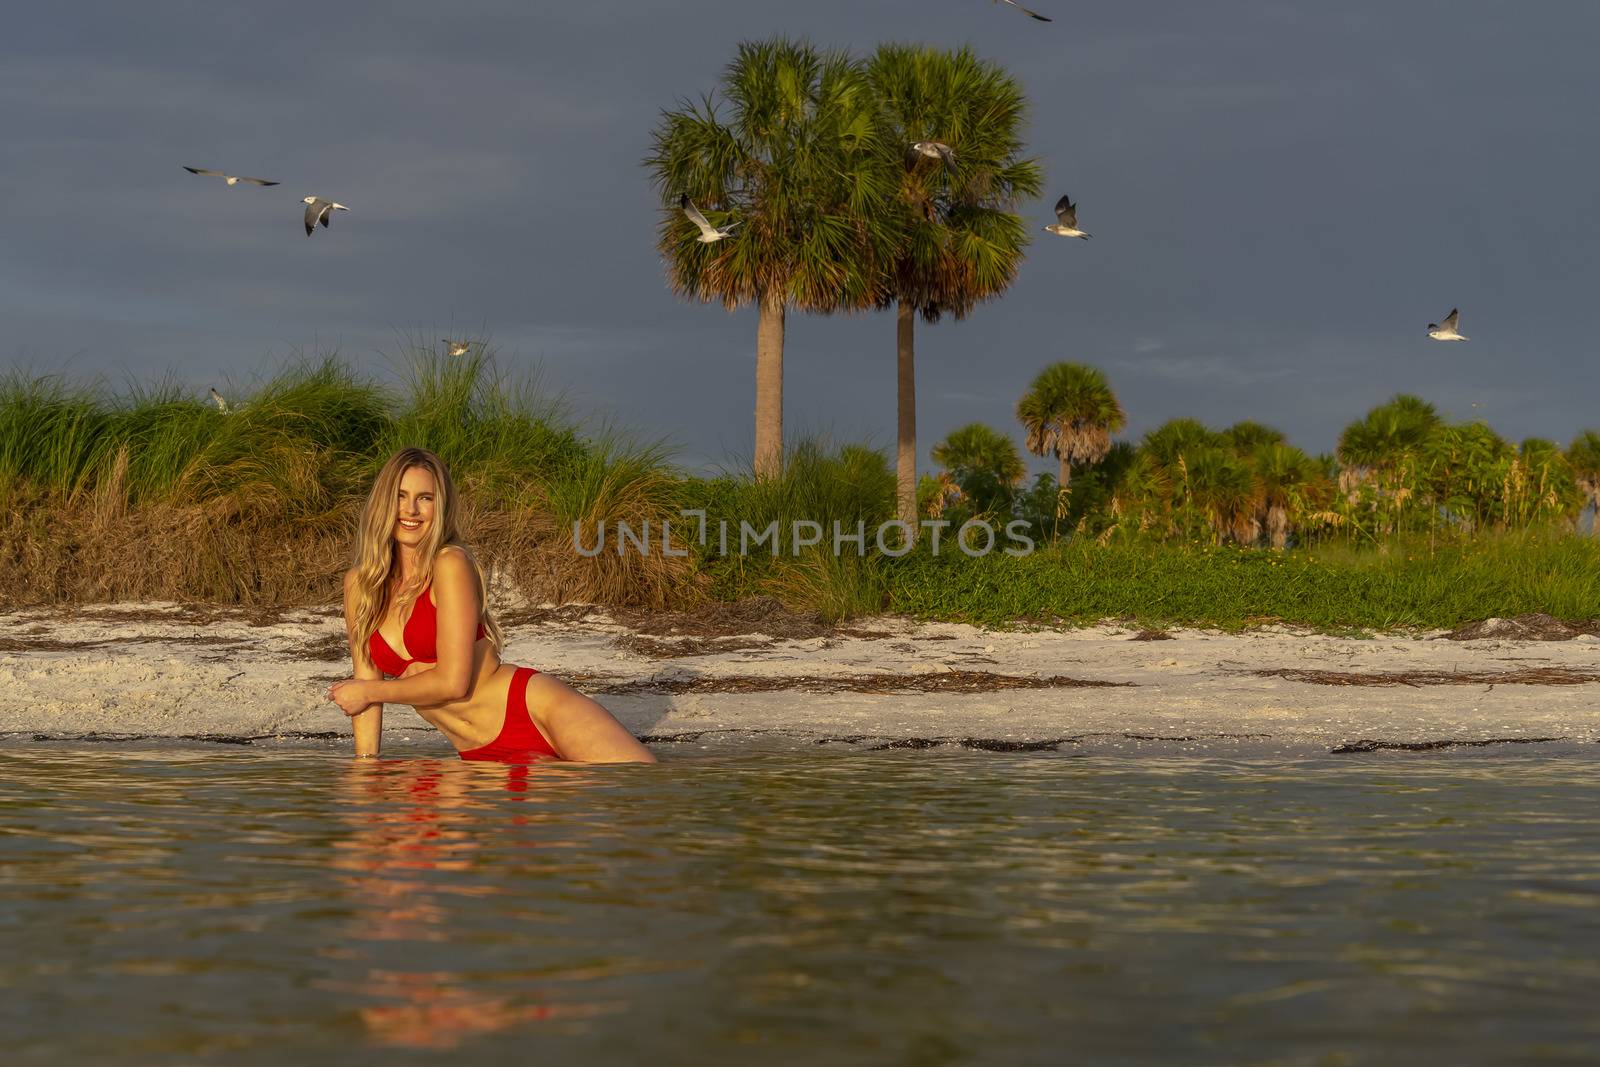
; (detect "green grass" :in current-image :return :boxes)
[881,532,1600,630]
[6,352,1600,630]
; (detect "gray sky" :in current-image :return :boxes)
[4,1,1597,476]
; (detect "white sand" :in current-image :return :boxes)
[2,604,1596,757]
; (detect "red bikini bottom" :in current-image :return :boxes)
[458,667,561,763]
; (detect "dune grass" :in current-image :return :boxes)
[0,349,687,608]
[4,352,1599,631]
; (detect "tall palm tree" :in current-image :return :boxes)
[645,39,900,479]
[1016,363,1126,511]
[867,45,1042,527]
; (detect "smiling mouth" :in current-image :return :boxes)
[399,519,423,530]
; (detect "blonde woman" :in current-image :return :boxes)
[327,447,655,764]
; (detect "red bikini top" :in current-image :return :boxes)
[368,580,487,675]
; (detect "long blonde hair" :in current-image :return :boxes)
[347,447,504,655]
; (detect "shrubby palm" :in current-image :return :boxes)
[1336,395,1443,533]
[931,421,1025,518]
[1252,442,1329,549]
[1566,431,1600,533]
[1511,437,1579,528]
[1138,417,1219,470]
[645,38,900,478]
[1110,418,1217,539]
[1220,420,1286,456]
[1337,394,1441,474]
[866,44,1042,526]
[1421,421,1513,531]
[1051,439,1137,538]
[1185,448,1260,544]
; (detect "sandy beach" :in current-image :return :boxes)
[3,601,1597,759]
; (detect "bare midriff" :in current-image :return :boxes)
[394,640,523,751]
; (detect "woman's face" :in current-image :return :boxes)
[394,466,438,548]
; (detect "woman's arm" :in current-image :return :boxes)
[342,569,385,757]
[343,549,481,710]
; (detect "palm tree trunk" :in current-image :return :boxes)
[896,300,917,530]
[754,289,785,479]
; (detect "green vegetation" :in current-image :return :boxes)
[5,352,1599,633]
[880,534,1600,631]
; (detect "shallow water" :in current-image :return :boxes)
[3,742,1599,1065]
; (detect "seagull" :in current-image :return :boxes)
[1427,308,1468,341]
[909,141,957,174]
[1043,194,1091,239]
[183,166,279,187]
[301,197,349,237]
[442,339,473,357]
[208,388,228,413]
[993,0,1053,21]
[680,195,738,243]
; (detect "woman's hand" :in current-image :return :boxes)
[328,678,375,716]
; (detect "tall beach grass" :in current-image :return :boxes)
[4,350,1598,631]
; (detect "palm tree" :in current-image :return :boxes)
[645,39,900,479]
[1137,417,1218,470]
[1251,442,1327,549]
[1514,437,1579,528]
[1566,431,1600,534]
[1336,394,1441,473]
[1186,448,1260,544]
[1422,420,1511,531]
[1220,420,1286,456]
[1015,363,1125,515]
[931,422,1026,516]
[866,45,1042,528]
[1335,395,1442,530]
[1111,419,1223,541]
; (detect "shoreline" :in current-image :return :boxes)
[3,602,1598,759]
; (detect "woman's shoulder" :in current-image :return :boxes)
[427,547,480,613]
[435,544,476,570]
[430,545,478,591]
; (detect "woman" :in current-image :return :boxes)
[327,447,656,763]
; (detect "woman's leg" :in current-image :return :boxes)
[525,673,657,764]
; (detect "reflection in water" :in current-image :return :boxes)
[3,746,1599,1063]
[324,759,600,1050]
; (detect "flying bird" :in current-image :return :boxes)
[680,195,738,243]
[1043,195,1091,239]
[183,166,279,187]
[1427,308,1468,341]
[909,141,957,174]
[442,339,473,357]
[301,196,349,236]
[993,0,1052,22]
[208,388,228,413]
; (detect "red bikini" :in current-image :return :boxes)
[369,581,560,763]
[457,667,556,763]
